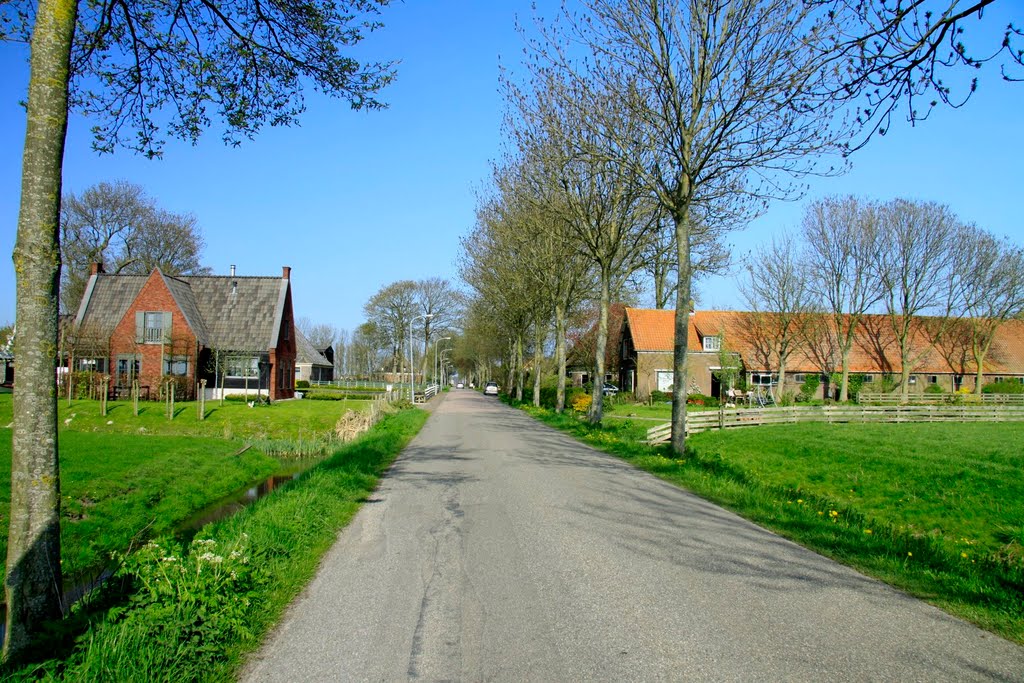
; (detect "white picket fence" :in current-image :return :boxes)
[645,403,1024,444]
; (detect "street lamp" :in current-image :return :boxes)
[409,314,433,401]
[440,349,452,386]
[434,337,451,388]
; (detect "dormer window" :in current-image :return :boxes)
[702,335,721,352]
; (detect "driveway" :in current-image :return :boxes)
[242,390,1024,681]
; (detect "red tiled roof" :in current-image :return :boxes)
[623,308,1024,376]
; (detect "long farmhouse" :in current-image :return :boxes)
[618,308,1024,400]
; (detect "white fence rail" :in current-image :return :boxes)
[645,404,1024,443]
[858,392,1024,405]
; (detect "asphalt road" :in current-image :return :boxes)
[242,390,1024,682]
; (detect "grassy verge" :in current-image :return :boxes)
[0,429,278,586]
[513,401,1024,644]
[0,393,369,441]
[3,408,428,681]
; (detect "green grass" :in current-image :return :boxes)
[3,408,428,681]
[0,429,278,586]
[514,402,1024,644]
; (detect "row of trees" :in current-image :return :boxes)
[459,0,1022,459]
[742,196,1024,401]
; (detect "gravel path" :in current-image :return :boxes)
[242,390,1024,681]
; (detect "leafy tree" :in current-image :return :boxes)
[363,281,417,376]
[60,180,211,312]
[4,0,394,660]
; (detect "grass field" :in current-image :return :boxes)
[4,409,429,681]
[0,428,279,586]
[515,402,1024,644]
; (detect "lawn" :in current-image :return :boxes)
[0,428,278,585]
[515,402,1024,644]
[687,423,1024,561]
[0,393,369,442]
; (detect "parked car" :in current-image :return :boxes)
[456,382,465,389]
[484,381,499,396]
[602,383,619,396]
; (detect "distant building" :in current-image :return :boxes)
[295,330,334,383]
[71,263,297,400]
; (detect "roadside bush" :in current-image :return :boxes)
[924,383,945,394]
[616,390,635,404]
[796,374,820,402]
[295,380,310,389]
[571,393,593,413]
[686,393,719,408]
[982,380,1024,394]
[650,390,671,403]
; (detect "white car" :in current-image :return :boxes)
[456,382,464,389]
[483,381,499,396]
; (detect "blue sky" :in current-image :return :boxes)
[1,1,1022,332]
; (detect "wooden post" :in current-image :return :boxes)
[133,379,140,416]
[100,375,109,417]
[199,379,207,420]
[168,381,175,420]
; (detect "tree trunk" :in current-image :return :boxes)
[588,268,611,424]
[838,349,851,402]
[670,206,692,455]
[532,318,543,407]
[515,335,524,402]
[5,0,77,661]
[555,303,567,413]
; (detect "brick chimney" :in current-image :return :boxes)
[282,266,291,280]
[89,262,104,276]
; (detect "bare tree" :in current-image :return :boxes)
[740,233,818,397]
[820,0,1022,146]
[415,278,463,376]
[955,224,1024,392]
[803,196,883,401]
[875,199,961,398]
[363,281,418,376]
[529,0,854,451]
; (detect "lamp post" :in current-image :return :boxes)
[434,337,451,388]
[409,313,433,401]
[440,349,452,386]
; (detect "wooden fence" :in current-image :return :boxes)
[645,404,1024,444]
[858,392,1024,406]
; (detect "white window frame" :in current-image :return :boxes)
[702,335,721,352]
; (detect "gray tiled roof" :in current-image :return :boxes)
[295,328,332,367]
[75,270,288,352]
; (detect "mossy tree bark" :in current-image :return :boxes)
[5,0,78,662]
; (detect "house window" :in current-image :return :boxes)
[908,376,917,385]
[863,374,874,383]
[702,335,721,352]
[164,356,189,376]
[656,370,674,392]
[793,373,806,383]
[77,357,108,373]
[144,312,165,343]
[116,355,140,384]
[928,375,938,385]
[751,373,776,386]
[226,356,259,378]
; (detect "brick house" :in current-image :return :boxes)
[619,307,1024,400]
[71,264,297,400]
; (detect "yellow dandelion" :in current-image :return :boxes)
[818,511,824,516]
[907,552,913,557]
[864,529,872,534]
[961,552,968,558]
[797,499,804,504]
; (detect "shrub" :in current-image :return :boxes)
[571,393,593,413]
[982,380,1024,394]
[616,390,635,404]
[797,373,820,402]
[686,393,719,408]
[295,380,310,389]
[923,383,945,394]
[650,390,671,403]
